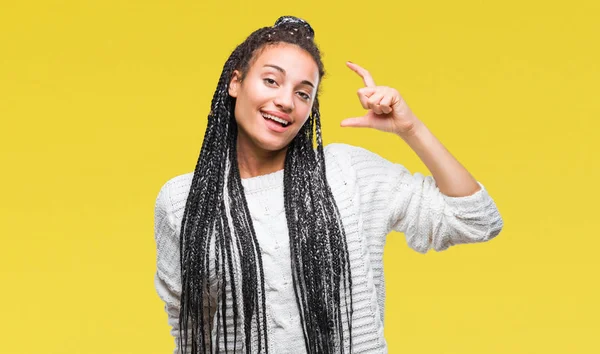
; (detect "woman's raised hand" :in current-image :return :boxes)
[341,61,420,136]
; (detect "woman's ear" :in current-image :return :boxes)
[228,70,242,98]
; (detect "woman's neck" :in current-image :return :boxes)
[236,137,287,179]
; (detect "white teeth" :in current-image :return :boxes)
[261,112,289,126]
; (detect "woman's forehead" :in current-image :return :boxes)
[251,44,319,82]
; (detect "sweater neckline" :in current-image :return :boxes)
[240,169,284,193]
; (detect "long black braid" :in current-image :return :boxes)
[179,16,354,353]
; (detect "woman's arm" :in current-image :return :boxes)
[397,120,481,197]
[340,62,503,253]
[342,61,481,198]
[154,179,217,353]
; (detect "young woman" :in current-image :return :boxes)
[154,16,503,354]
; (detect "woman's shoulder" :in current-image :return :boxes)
[155,172,194,221]
[157,172,194,199]
[321,143,387,187]
[322,143,408,190]
[323,142,360,162]
[323,142,389,168]
[323,142,360,155]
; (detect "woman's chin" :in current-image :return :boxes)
[257,139,290,153]
[238,135,290,154]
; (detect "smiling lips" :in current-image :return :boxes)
[260,110,292,132]
[262,112,289,126]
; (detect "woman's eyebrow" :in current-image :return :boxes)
[263,64,315,88]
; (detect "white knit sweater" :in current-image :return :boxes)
[154,143,504,353]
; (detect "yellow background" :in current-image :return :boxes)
[1,0,598,353]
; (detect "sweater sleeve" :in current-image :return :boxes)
[154,181,217,353]
[342,144,504,254]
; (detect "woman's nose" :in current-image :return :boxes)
[273,90,294,113]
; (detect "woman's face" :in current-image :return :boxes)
[228,43,320,153]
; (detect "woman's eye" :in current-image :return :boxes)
[263,78,277,85]
[298,92,310,100]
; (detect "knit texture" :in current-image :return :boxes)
[154,143,504,353]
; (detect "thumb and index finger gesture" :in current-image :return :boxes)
[341,61,418,135]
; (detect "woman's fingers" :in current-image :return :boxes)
[348,62,398,118]
[340,116,370,128]
[357,87,397,115]
[346,61,376,87]
[368,93,385,114]
[379,93,394,114]
[381,105,393,114]
[357,87,376,109]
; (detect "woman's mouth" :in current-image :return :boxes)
[261,111,291,133]
[261,112,290,127]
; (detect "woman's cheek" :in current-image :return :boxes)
[255,82,273,97]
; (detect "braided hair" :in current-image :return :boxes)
[179,16,353,353]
